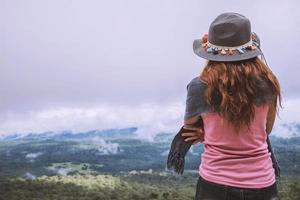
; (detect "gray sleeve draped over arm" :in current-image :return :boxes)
[184,77,211,121]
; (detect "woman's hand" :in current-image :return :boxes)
[181,126,204,144]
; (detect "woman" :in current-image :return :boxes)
[182,13,282,200]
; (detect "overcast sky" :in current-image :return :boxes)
[0,0,299,139]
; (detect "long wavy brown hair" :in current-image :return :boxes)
[199,57,282,134]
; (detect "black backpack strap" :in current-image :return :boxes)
[266,135,281,180]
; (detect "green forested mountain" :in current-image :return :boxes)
[0,128,299,199]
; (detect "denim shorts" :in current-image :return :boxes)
[195,175,280,200]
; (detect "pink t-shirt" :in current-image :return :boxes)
[199,104,276,188]
[184,76,276,189]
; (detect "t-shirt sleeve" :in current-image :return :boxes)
[254,78,276,105]
[184,77,211,121]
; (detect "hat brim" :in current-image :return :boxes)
[193,39,262,62]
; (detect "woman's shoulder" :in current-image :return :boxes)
[254,77,275,105]
[186,76,207,90]
[184,76,212,120]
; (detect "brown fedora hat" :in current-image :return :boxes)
[193,12,262,62]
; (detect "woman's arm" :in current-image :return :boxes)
[266,101,276,135]
[184,115,202,129]
[182,77,207,143]
[182,115,204,144]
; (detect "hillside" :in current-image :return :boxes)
[0,127,299,199]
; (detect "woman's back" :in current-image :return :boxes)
[185,76,276,188]
[200,103,275,188]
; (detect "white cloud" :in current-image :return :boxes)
[25,152,43,159]
[58,168,70,176]
[276,97,300,123]
[92,137,123,155]
[0,102,183,140]
[270,98,300,138]
[24,172,36,180]
[160,149,169,156]
[0,98,298,139]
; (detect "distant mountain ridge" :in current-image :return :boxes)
[1,121,300,142]
[0,127,139,141]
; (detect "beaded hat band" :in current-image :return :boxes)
[200,33,259,56]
